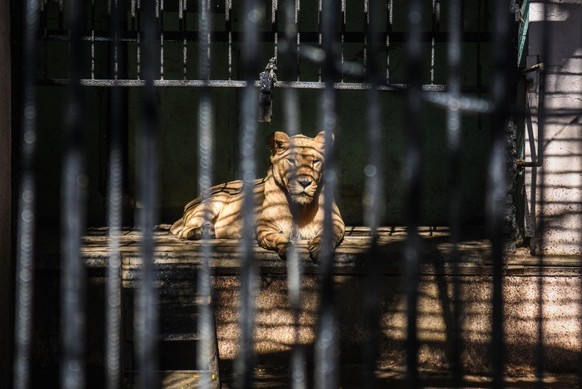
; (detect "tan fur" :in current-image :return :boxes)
[170,131,345,259]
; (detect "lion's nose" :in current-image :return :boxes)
[297,177,312,188]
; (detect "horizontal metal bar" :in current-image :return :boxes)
[40,30,495,44]
[40,79,493,112]
[41,78,453,91]
[425,92,493,113]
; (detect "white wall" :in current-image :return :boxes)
[525,1,582,254]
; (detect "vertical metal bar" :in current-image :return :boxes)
[180,0,187,80]
[488,0,513,386]
[281,0,299,88]
[197,0,214,388]
[476,0,483,134]
[226,0,233,80]
[235,0,260,387]
[136,0,142,79]
[59,0,64,30]
[160,0,164,80]
[446,0,463,385]
[135,0,160,387]
[317,0,322,82]
[281,0,304,386]
[340,0,345,82]
[91,0,96,79]
[385,0,392,82]
[0,0,13,386]
[295,0,300,81]
[13,1,40,388]
[362,0,383,387]
[105,1,124,388]
[430,0,440,84]
[42,0,48,80]
[536,2,549,387]
[272,0,278,60]
[315,0,339,388]
[363,0,367,70]
[404,0,423,386]
[61,0,87,387]
[131,0,136,29]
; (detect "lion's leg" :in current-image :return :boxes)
[172,193,231,239]
[256,229,290,258]
[307,205,345,260]
[171,210,217,240]
[256,199,293,258]
[182,220,216,240]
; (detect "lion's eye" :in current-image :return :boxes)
[286,158,296,165]
[313,159,321,166]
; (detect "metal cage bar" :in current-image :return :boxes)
[403,0,423,386]
[35,0,497,93]
[105,1,124,389]
[280,0,305,387]
[235,0,261,387]
[60,0,87,388]
[488,0,514,386]
[535,1,550,386]
[362,0,383,387]
[445,0,463,385]
[13,1,40,388]
[315,1,340,388]
[135,0,160,388]
[196,0,215,388]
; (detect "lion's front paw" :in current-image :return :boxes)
[259,236,291,259]
[308,237,322,260]
[275,240,292,259]
[184,222,216,240]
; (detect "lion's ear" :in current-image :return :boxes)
[315,131,333,144]
[267,131,290,155]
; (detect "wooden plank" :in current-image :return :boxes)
[123,371,220,389]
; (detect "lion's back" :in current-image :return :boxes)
[171,178,266,238]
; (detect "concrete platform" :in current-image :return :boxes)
[57,225,582,387]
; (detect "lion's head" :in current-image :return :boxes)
[267,131,328,205]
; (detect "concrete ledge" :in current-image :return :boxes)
[71,226,582,384]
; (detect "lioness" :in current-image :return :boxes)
[170,131,345,259]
